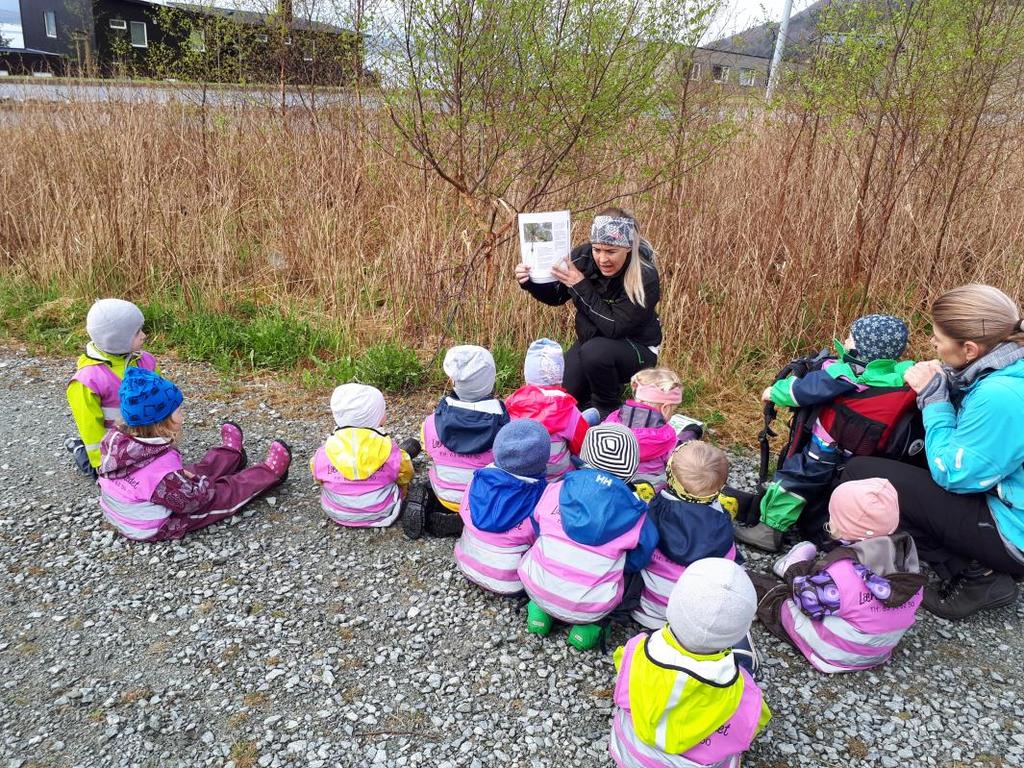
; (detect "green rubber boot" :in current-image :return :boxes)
[526,600,553,636]
[567,623,605,651]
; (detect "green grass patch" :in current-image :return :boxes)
[354,342,424,393]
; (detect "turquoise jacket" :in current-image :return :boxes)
[922,358,1024,552]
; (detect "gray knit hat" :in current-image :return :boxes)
[666,558,757,654]
[86,299,144,355]
[579,423,638,482]
[443,345,496,402]
[494,419,550,478]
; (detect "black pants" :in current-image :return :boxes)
[563,338,657,417]
[837,457,1024,581]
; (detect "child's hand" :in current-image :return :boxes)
[761,387,773,404]
[514,263,532,284]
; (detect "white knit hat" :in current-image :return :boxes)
[666,558,757,654]
[443,345,496,402]
[330,383,386,428]
[86,299,144,355]
[523,338,564,386]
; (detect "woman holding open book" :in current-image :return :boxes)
[515,207,663,420]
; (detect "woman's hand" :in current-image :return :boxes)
[904,360,944,393]
[514,263,532,284]
[551,258,585,287]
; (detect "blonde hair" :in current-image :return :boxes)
[630,366,682,396]
[932,284,1024,353]
[125,415,178,441]
[668,442,729,499]
[595,206,656,308]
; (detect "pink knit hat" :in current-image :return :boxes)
[828,478,900,541]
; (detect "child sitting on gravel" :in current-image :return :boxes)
[629,441,739,630]
[97,367,291,541]
[311,383,418,528]
[609,558,771,768]
[454,419,549,595]
[405,345,510,539]
[66,299,159,479]
[518,423,658,650]
[504,339,590,481]
[756,478,925,674]
[605,367,702,491]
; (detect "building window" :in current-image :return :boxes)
[739,68,756,87]
[109,18,126,29]
[130,20,147,47]
[690,63,702,81]
[712,64,729,84]
[189,29,205,52]
[44,10,56,38]
[303,45,313,62]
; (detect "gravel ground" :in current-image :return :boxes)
[1,347,1023,768]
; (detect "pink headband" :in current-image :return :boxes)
[634,383,682,405]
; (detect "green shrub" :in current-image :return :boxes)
[355,342,423,393]
[300,354,357,390]
[491,341,525,396]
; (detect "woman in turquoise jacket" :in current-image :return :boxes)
[836,284,1024,620]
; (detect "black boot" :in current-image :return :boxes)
[922,563,1018,620]
[399,438,422,460]
[401,483,430,540]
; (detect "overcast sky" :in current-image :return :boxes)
[705,0,815,42]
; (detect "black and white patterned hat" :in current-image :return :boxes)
[580,423,639,482]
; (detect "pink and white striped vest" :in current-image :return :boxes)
[610,633,764,768]
[98,448,181,541]
[517,483,644,624]
[780,558,923,674]
[631,542,739,630]
[312,442,404,528]
[454,487,538,595]
[422,415,495,512]
[71,351,158,426]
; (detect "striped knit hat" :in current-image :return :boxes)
[579,423,639,482]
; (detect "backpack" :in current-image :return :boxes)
[757,349,926,488]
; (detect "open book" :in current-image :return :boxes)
[518,210,571,284]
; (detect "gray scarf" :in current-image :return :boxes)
[918,342,1024,408]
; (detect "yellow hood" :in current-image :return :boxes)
[325,428,394,481]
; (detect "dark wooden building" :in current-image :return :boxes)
[1,0,360,83]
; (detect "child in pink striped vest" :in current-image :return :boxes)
[518,423,658,650]
[609,558,771,768]
[454,419,549,594]
[605,367,702,491]
[311,383,416,528]
[97,368,291,542]
[629,441,739,630]
[408,345,510,539]
[66,299,158,478]
[757,478,925,673]
[504,339,590,481]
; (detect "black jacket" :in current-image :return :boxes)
[520,243,662,347]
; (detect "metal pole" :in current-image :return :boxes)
[765,0,794,100]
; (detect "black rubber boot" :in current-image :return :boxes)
[401,483,430,540]
[923,564,1018,620]
[399,438,422,460]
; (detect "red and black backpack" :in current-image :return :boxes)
[757,349,926,487]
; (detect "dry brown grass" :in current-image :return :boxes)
[3,100,1023,443]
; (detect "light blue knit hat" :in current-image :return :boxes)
[523,338,564,386]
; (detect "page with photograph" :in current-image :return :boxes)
[518,210,570,283]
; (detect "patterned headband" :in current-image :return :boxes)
[591,215,636,248]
